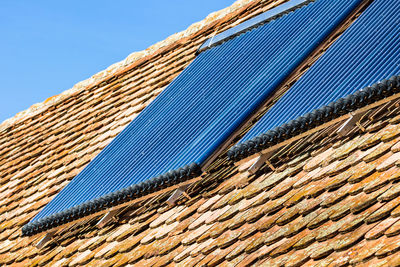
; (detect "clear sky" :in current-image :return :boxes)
[0,0,234,123]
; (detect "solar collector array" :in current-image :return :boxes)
[23,0,362,235]
[232,0,400,158]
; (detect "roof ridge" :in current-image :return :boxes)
[0,0,256,131]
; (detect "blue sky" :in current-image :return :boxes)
[0,0,234,122]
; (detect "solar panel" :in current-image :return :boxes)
[231,0,400,160]
[23,0,362,236]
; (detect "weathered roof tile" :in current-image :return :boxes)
[2,1,400,266]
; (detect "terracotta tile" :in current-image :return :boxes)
[237,191,267,212]
[350,184,390,213]
[384,166,400,182]
[377,152,400,172]
[115,231,147,254]
[225,211,248,231]
[392,140,400,152]
[328,135,366,162]
[173,243,198,263]
[200,238,219,255]
[364,173,393,195]
[204,205,231,225]
[198,195,222,213]
[49,257,71,267]
[249,211,281,235]
[284,211,319,238]
[385,218,400,237]
[188,210,213,230]
[174,253,204,267]
[155,221,179,240]
[251,189,273,207]
[171,218,197,238]
[309,239,334,260]
[165,205,186,225]
[69,250,92,266]
[337,148,368,168]
[315,219,346,242]
[213,173,243,195]
[391,203,400,217]
[235,246,267,267]
[196,248,226,267]
[380,124,400,142]
[366,217,400,240]
[269,173,299,199]
[366,196,400,223]
[358,258,388,267]
[375,235,400,257]
[190,238,214,257]
[378,183,400,202]
[255,238,289,263]
[34,246,64,266]
[288,153,310,167]
[225,238,250,261]
[236,178,264,199]
[282,247,311,267]
[348,172,388,196]
[363,142,393,163]
[218,202,241,222]
[293,168,321,189]
[244,201,272,223]
[210,190,238,211]
[328,196,358,221]
[385,250,400,266]
[175,199,205,222]
[258,249,295,266]
[269,230,309,257]
[314,250,351,267]
[149,207,177,228]
[105,224,132,242]
[200,220,230,241]
[3,2,400,266]
[333,223,377,252]
[342,202,383,233]
[215,230,241,250]
[140,227,159,245]
[307,207,337,230]
[251,173,282,193]
[94,241,119,259]
[321,183,352,208]
[366,120,389,133]
[347,238,386,265]
[127,243,151,264]
[304,147,334,172]
[182,223,213,245]
[347,161,377,184]
[263,224,290,247]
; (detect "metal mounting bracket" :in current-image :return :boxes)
[36,231,56,249]
[248,150,275,174]
[166,184,190,206]
[337,111,365,137]
[96,210,120,228]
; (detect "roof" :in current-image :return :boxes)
[22,0,364,237]
[1,0,400,266]
[4,102,400,266]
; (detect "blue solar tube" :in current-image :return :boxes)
[233,0,400,159]
[198,0,310,53]
[23,0,362,236]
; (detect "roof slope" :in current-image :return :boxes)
[4,98,400,266]
[1,0,400,266]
